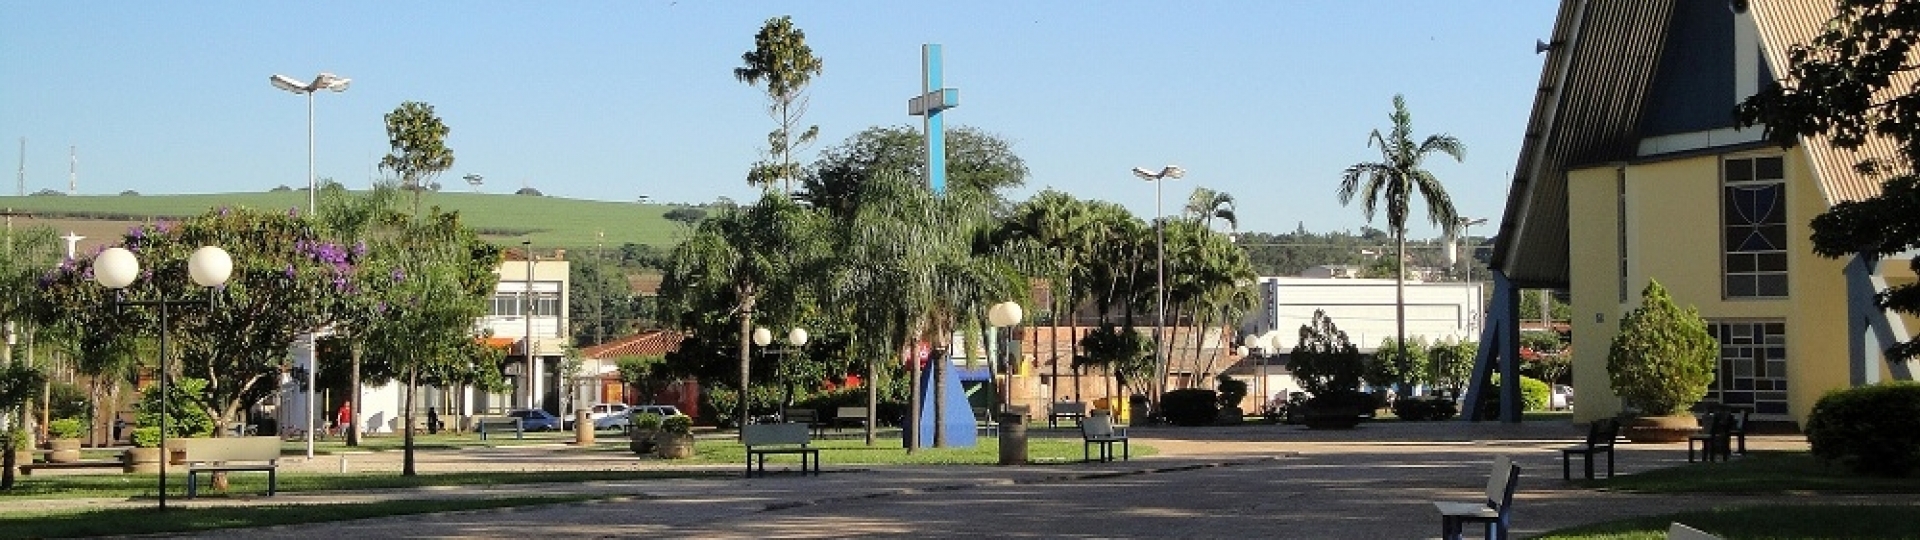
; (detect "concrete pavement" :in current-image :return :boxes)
[10,419,1895,539]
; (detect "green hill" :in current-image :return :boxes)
[0,191,689,252]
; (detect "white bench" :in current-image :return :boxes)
[742,423,820,477]
[170,436,282,498]
[1433,455,1521,540]
[473,416,523,440]
[1079,414,1128,462]
[832,407,868,431]
[1050,401,1087,428]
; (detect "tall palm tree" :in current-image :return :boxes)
[1183,187,1238,232]
[1337,94,1463,394]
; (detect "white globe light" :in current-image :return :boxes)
[1003,302,1024,326]
[752,327,772,346]
[989,301,1024,327]
[1235,346,1250,357]
[788,327,809,346]
[188,246,233,287]
[93,247,140,289]
[1242,334,1261,348]
[1265,331,1286,352]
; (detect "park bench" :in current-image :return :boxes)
[1726,409,1751,455]
[1559,418,1619,480]
[473,416,524,441]
[783,408,823,437]
[1433,455,1521,540]
[1079,414,1128,462]
[742,422,820,477]
[20,459,123,475]
[832,407,868,432]
[170,436,282,498]
[1049,401,1087,429]
[972,407,998,437]
[1688,411,1734,463]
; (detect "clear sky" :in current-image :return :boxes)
[2,1,1560,239]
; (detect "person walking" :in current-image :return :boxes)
[426,407,441,435]
[335,401,354,438]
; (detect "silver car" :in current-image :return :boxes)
[596,404,683,431]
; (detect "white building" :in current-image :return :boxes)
[1245,276,1484,354]
[276,251,571,435]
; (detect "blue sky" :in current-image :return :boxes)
[2,2,1559,239]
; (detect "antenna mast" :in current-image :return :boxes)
[68,145,76,195]
[16,138,23,196]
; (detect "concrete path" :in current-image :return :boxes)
[13,420,1903,539]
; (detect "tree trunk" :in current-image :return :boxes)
[736,291,756,440]
[403,365,417,476]
[349,344,363,447]
[864,355,877,447]
[1395,230,1408,397]
[933,333,949,449]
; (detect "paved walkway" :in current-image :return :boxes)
[10,420,1903,539]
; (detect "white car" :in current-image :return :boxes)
[1550,385,1574,410]
[595,404,683,431]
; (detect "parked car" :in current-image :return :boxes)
[563,403,632,430]
[597,404,684,432]
[1550,385,1574,410]
[506,408,562,431]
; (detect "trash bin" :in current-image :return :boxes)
[997,406,1030,465]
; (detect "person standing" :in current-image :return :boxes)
[335,400,354,437]
[426,407,441,435]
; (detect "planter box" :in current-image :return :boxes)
[47,439,82,463]
[655,434,694,459]
[123,447,162,474]
[629,429,659,456]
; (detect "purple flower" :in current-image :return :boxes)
[219,206,231,216]
[289,207,300,217]
[154,221,175,233]
[284,264,297,279]
[390,267,405,282]
[352,241,367,257]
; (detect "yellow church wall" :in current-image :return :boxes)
[1782,151,1854,424]
[1566,165,1622,423]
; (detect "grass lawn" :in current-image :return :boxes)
[1577,450,1920,494]
[0,469,731,500]
[0,494,607,539]
[1541,450,1920,538]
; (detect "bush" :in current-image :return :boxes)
[1301,389,1374,428]
[3,427,27,451]
[131,427,162,448]
[1290,310,1365,397]
[1474,375,1552,418]
[47,418,84,439]
[1806,382,1920,477]
[661,414,693,435]
[1160,388,1219,426]
[1391,396,1459,421]
[1215,375,1247,409]
[136,377,216,438]
[1607,280,1716,415]
[632,412,664,430]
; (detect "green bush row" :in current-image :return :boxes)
[1807,382,1920,477]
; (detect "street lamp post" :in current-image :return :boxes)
[752,326,809,421]
[1455,217,1488,283]
[269,72,351,216]
[93,245,232,511]
[1132,165,1183,401]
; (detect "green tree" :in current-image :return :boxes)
[569,257,638,346]
[802,125,1029,220]
[1289,310,1364,398]
[735,15,825,193]
[1427,340,1477,397]
[0,224,57,439]
[1735,0,1920,362]
[660,193,828,433]
[1369,336,1430,391]
[0,362,46,489]
[1073,324,1153,397]
[1337,94,1464,393]
[1182,187,1238,233]
[1607,280,1716,416]
[378,101,456,213]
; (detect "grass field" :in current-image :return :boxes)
[0,191,691,251]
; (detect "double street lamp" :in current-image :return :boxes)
[93,245,232,511]
[753,326,809,421]
[269,72,351,216]
[1133,165,1184,397]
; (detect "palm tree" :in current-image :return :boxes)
[1183,187,1238,232]
[1337,94,1463,394]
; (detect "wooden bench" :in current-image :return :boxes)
[1079,414,1128,462]
[473,416,524,441]
[1688,411,1734,463]
[742,423,820,477]
[783,408,823,436]
[1049,401,1087,429]
[832,407,868,431]
[1434,455,1521,540]
[1560,418,1619,480]
[170,437,282,498]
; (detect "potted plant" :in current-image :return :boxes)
[1289,310,1370,429]
[123,427,163,473]
[45,418,84,463]
[629,412,664,456]
[655,415,695,459]
[1607,280,1718,442]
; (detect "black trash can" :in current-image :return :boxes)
[997,410,1028,465]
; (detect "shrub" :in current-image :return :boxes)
[131,427,162,448]
[661,414,693,435]
[1806,382,1920,477]
[1474,375,1551,418]
[1391,396,1459,421]
[1607,280,1716,416]
[1289,310,1364,397]
[136,377,216,438]
[1215,375,1248,410]
[1160,388,1219,426]
[3,427,27,451]
[47,418,84,439]
[1368,337,1430,391]
[632,412,665,431]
